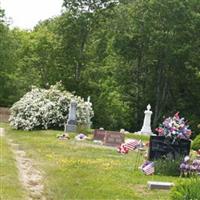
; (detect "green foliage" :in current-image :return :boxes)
[63,0,117,14]
[1,0,200,132]
[192,134,200,151]
[155,157,183,177]
[0,7,18,106]
[171,178,200,200]
[112,0,200,131]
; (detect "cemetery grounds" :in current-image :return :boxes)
[1,123,179,200]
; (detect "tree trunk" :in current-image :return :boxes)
[153,61,169,128]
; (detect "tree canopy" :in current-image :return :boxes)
[0,0,200,135]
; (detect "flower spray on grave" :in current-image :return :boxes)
[143,112,192,176]
[154,112,192,176]
[155,112,192,144]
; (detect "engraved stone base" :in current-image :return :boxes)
[140,131,153,135]
[66,124,77,132]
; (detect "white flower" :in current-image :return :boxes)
[9,83,94,130]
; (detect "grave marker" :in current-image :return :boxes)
[148,135,191,160]
[140,104,153,135]
[93,129,106,141]
[103,131,124,147]
[65,99,77,132]
[147,181,174,190]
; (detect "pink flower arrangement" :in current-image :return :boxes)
[155,112,192,141]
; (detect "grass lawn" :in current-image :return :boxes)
[0,125,26,200]
[1,123,180,200]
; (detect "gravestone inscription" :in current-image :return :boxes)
[148,135,191,160]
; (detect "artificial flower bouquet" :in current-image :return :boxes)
[155,112,192,143]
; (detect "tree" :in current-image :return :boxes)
[112,0,200,132]
[0,8,17,106]
[63,0,118,13]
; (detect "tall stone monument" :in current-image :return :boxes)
[86,96,92,129]
[65,99,77,133]
[140,104,153,135]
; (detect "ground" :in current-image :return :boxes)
[0,123,179,200]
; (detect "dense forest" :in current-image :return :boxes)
[0,0,200,135]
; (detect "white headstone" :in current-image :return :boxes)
[140,104,153,135]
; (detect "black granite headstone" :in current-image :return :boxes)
[148,135,191,160]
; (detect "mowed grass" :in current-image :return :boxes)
[1,123,180,200]
[126,133,150,142]
[0,126,26,200]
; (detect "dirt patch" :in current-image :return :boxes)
[8,139,46,200]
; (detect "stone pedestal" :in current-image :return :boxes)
[140,104,153,135]
[65,100,77,133]
[66,124,77,132]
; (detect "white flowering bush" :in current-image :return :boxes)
[9,83,94,130]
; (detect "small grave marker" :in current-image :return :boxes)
[147,181,174,190]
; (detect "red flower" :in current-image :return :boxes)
[174,112,180,119]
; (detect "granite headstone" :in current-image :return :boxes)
[65,99,77,132]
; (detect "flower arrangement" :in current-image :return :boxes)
[180,155,200,177]
[75,133,88,141]
[9,82,94,130]
[155,112,192,142]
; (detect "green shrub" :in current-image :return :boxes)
[9,83,94,130]
[171,178,200,200]
[155,157,183,176]
[76,124,92,135]
[192,134,200,151]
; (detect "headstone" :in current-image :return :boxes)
[65,99,77,132]
[93,129,106,141]
[148,135,191,160]
[140,104,153,135]
[147,181,174,190]
[103,131,124,147]
[86,96,92,129]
